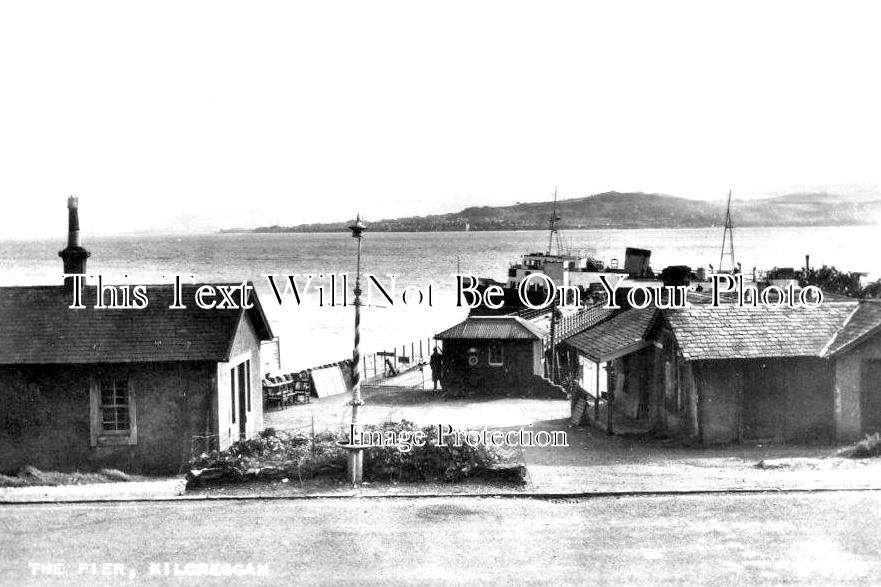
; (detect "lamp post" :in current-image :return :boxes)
[344,214,367,485]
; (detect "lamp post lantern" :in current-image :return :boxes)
[344,214,367,485]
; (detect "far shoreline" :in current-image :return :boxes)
[216,222,881,235]
[1,224,878,244]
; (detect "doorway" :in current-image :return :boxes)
[741,361,786,442]
[861,360,881,434]
[236,361,249,438]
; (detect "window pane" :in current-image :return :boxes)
[102,408,118,431]
[101,384,114,405]
[117,408,129,430]
[99,378,130,432]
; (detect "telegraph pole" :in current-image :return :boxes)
[341,214,367,485]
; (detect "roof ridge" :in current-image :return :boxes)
[820,302,861,357]
[0,284,273,365]
[474,315,523,319]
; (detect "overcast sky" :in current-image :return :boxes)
[1,1,880,237]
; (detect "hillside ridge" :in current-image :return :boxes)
[222,191,881,233]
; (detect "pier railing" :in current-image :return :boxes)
[260,335,442,396]
[360,336,441,386]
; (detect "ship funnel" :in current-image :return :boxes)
[624,247,652,278]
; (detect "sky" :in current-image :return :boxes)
[1,1,880,237]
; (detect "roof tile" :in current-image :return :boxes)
[664,302,857,360]
[436,316,546,340]
[0,284,273,364]
[564,308,656,362]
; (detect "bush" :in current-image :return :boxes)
[0,474,28,488]
[187,421,526,486]
[361,420,525,483]
[836,433,881,459]
[188,428,347,485]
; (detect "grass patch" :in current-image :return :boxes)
[0,466,135,488]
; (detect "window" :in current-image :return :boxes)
[100,378,130,432]
[90,376,137,446]
[488,343,503,366]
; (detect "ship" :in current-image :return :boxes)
[469,189,661,315]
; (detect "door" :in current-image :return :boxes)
[861,360,881,434]
[237,362,248,438]
[741,361,786,442]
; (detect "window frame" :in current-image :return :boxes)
[90,376,137,447]
[99,377,131,434]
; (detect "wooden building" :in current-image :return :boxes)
[564,301,881,444]
[564,308,656,422]
[435,316,546,394]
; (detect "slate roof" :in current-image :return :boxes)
[525,303,617,340]
[552,288,881,363]
[0,283,273,365]
[558,304,618,338]
[436,316,547,340]
[824,300,881,356]
[564,308,656,362]
[664,303,858,360]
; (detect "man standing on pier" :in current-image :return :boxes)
[430,347,443,391]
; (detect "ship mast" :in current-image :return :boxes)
[718,189,736,272]
[547,187,564,256]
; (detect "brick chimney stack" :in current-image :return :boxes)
[59,196,90,288]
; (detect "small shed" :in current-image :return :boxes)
[564,308,657,419]
[435,316,546,394]
[562,300,881,445]
[822,300,881,440]
[658,303,856,443]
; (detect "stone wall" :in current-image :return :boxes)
[0,361,215,474]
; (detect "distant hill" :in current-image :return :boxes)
[222,191,881,233]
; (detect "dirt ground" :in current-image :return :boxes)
[264,385,570,433]
[242,385,881,497]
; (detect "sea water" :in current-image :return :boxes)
[1,226,878,370]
